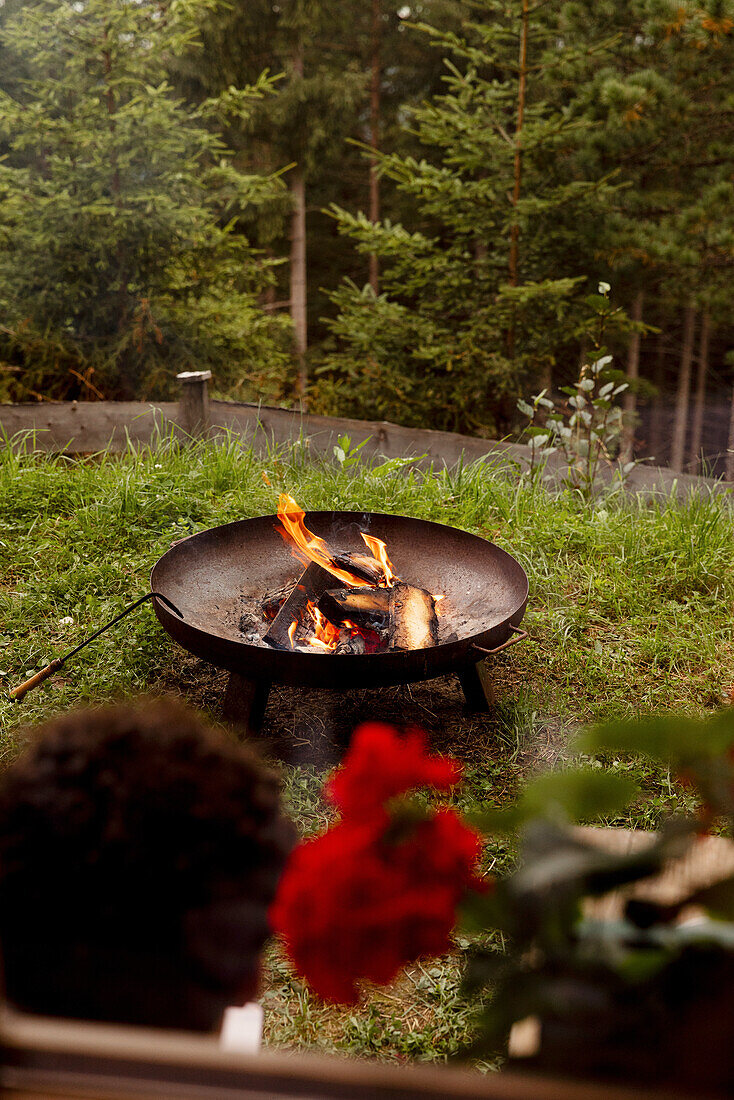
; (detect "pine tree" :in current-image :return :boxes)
[554,0,676,456]
[172,0,467,381]
[651,3,734,472]
[0,0,292,402]
[172,0,369,403]
[317,0,624,434]
[564,1,734,468]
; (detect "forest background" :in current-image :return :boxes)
[0,0,733,474]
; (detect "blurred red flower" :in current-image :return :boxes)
[270,724,484,1003]
[325,721,462,820]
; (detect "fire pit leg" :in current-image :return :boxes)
[458,659,496,713]
[222,672,271,734]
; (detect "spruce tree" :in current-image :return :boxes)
[563,1,734,468]
[647,2,734,471]
[317,0,623,434]
[172,0,368,401]
[0,0,292,402]
[172,0,467,384]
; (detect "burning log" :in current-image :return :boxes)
[268,576,439,653]
[265,494,439,653]
[317,586,391,628]
[330,551,385,587]
[264,562,342,650]
[276,495,395,587]
[388,583,439,651]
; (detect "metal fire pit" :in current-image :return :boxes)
[150,511,529,730]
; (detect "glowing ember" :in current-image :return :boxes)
[361,533,397,588]
[304,603,341,651]
[343,619,383,654]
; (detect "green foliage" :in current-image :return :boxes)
[464,706,734,1088]
[0,438,732,1061]
[471,767,639,836]
[580,707,734,822]
[518,287,640,494]
[306,0,734,448]
[173,1,469,337]
[561,0,734,327]
[580,708,734,768]
[0,0,293,402]
[3,0,732,426]
[316,1,627,434]
[172,0,388,340]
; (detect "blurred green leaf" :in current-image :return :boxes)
[577,709,734,765]
[471,767,638,835]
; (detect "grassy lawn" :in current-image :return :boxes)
[0,435,732,1061]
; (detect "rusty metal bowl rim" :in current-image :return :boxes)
[149,511,529,689]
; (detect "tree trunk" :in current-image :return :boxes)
[290,168,307,401]
[727,385,734,481]
[649,333,666,465]
[620,290,643,464]
[508,0,529,289]
[688,308,710,474]
[103,32,127,344]
[290,45,307,403]
[368,0,381,294]
[506,0,529,358]
[669,301,696,473]
[260,247,277,310]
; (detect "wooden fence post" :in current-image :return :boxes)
[177,370,212,438]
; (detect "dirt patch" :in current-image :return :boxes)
[151,651,568,775]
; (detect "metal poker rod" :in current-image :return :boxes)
[8,592,184,702]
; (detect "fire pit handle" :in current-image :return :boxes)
[473,626,528,657]
[8,592,184,702]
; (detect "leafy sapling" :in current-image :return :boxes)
[518,285,635,495]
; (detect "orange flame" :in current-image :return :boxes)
[286,603,343,652]
[361,533,397,588]
[303,602,341,652]
[276,495,371,586]
[276,494,398,588]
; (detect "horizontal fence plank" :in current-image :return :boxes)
[210,401,729,499]
[0,398,729,499]
[0,1005,684,1100]
[0,401,182,452]
[209,400,528,467]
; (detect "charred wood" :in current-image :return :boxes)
[264,562,343,649]
[331,550,384,586]
[261,580,297,622]
[317,586,390,627]
[336,629,367,655]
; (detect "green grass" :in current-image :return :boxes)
[0,432,732,1060]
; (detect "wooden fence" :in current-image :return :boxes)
[0,372,728,499]
[0,1004,694,1100]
